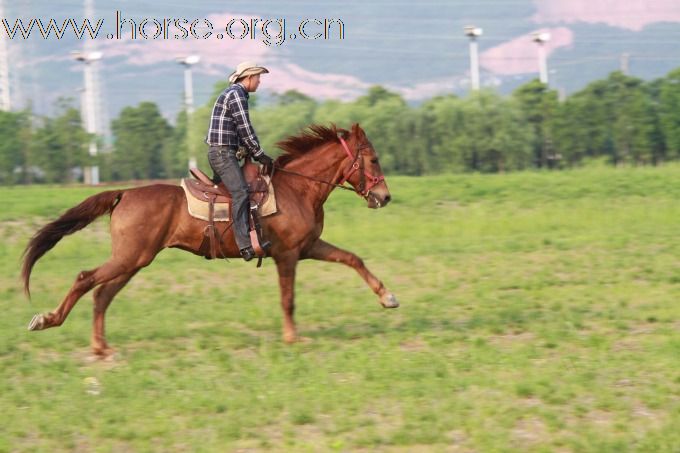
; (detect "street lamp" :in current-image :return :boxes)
[176,55,200,170]
[531,32,551,85]
[464,25,483,91]
[72,50,103,185]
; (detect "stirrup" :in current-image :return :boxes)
[240,246,256,262]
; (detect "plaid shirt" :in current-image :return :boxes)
[205,83,263,157]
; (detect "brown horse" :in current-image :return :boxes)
[22,123,398,357]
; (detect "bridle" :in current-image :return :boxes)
[337,136,385,198]
[273,135,386,200]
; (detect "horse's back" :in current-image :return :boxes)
[109,184,186,253]
[112,184,183,217]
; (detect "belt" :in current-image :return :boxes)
[208,145,249,159]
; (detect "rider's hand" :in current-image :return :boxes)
[255,153,274,176]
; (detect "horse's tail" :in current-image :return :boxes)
[21,189,125,297]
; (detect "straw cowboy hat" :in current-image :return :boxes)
[228,61,269,84]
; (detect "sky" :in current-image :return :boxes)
[4,0,680,127]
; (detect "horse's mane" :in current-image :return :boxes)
[275,124,349,167]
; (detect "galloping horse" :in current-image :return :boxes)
[22,124,399,357]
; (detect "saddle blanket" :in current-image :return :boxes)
[180,176,277,222]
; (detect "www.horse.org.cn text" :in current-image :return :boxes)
[0,11,345,46]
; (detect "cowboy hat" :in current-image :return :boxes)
[228,61,269,84]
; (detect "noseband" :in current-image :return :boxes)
[338,136,385,198]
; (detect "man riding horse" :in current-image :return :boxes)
[205,61,274,262]
[23,62,398,355]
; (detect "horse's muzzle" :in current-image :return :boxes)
[367,190,391,209]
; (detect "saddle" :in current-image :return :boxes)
[181,160,272,263]
[183,160,270,207]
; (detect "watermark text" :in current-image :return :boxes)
[1,12,345,46]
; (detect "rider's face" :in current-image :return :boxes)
[245,74,261,92]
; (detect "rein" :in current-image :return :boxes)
[272,167,358,193]
[271,136,385,199]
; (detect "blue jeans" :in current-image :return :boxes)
[207,145,251,250]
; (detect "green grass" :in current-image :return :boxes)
[1,165,679,452]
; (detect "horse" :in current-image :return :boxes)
[22,123,399,357]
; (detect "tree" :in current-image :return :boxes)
[273,90,315,106]
[0,110,31,184]
[513,79,559,168]
[110,102,173,180]
[658,68,680,161]
[32,99,89,183]
[312,99,363,128]
[358,85,404,107]
[252,90,317,155]
[416,92,532,173]
[173,67,680,176]
[566,78,616,161]
[459,91,533,172]
[551,96,591,166]
[560,71,655,165]
[645,78,667,165]
[164,108,190,178]
[609,72,655,164]
[415,95,466,173]
[352,87,410,173]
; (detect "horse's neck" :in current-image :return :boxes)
[279,143,346,209]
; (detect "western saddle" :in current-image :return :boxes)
[183,160,270,263]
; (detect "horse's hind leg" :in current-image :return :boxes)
[27,260,133,332]
[91,270,138,357]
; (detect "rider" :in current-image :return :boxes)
[205,61,274,262]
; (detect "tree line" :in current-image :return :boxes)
[2,68,680,184]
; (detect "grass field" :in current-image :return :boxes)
[1,166,679,452]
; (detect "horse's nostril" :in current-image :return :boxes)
[384,195,391,203]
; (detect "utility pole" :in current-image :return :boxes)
[532,32,551,85]
[0,0,11,111]
[72,50,102,185]
[72,0,102,185]
[464,25,483,91]
[620,53,630,75]
[176,55,200,170]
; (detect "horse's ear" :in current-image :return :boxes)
[351,123,365,139]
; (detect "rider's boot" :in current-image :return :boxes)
[240,246,256,262]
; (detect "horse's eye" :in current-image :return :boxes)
[371,158,379,164]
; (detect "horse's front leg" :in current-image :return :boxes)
[275,252,300,343]
[303,239,399,309]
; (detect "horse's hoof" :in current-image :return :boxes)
[91,347,116,360]
[380,293,399,309]
[27,313,46,331]
[283,335,312,344]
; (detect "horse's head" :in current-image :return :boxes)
[340,124,391,209]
